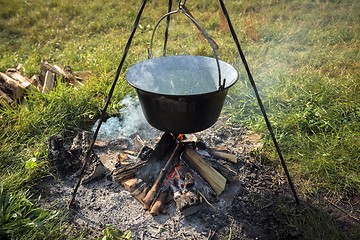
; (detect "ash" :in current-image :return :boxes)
[39,115,294,240]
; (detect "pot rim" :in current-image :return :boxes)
[125,55,238,97]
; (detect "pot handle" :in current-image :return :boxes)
[148,2,226,91]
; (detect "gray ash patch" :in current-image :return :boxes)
[38,117,299,239]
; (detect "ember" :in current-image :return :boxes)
[112,132,236,215]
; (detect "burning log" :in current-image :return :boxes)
[136,133,176,183]
[149,190,168,215]
[113,161,146,183]
[142,143,184,210]
[130,182,150,204]
[182,146,226,196]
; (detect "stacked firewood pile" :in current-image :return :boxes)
[0,61,89,107]
[112,133,238,215]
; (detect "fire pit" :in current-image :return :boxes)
[112,132,238,215]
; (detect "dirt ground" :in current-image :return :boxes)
[38,116,359,239]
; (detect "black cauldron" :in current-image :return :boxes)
[125,55,238,133]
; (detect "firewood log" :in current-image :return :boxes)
[0,72,25,99]
[5,68,31,89]
[42,71,55,93]
[0,89,14,105]
[149,191,168,215]
[207,149,237,163]
[142,143,183,210]
[136,133,176,183]
[182,146,226,196]
[29,75,43,91]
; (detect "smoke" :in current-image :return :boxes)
[92,95,156,140]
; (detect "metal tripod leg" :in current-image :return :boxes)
[218,0,300,205]
[68,0,149,209]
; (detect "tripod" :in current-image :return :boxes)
[69,0,300,208]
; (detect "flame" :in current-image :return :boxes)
[175,134,185,141]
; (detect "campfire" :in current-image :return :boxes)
[66,0,299,214]
[112,132,237,215]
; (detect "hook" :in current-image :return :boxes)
[178,0,187,8]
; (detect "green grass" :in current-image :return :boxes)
[1,0,359,239]
[0,186,64,240]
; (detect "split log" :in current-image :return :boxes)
[5,68,32,89]
[142,143,184,210]
[0,89,14,105]
[149,191,168,215]
[136,132,176,183]
[207,149,237,163]
[122,178,140,191]
[29,75,43,91]
[40,61,81,86]
[130,182,149,204]
[53,65,77,85]
[42,71,55,93]
[112,161,146,183]
[207,159,238,182]
[0,72,25,99]
[182,146,226,196]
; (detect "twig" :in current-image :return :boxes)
[197,190,216,211]
[327,199,359,222]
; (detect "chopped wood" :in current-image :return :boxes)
[123,150,136,155]
[29,75,43,91]
[122,178,140,191]
[207,149,237,163]
[117,153,129,162]
[53,65,77,85]
[42,71,55,93]
[130,182,149,204]
[40,61,80,86]
[136,133,176,183]
[142,143,184,210]
[0,89,14,105]
[149,191,168,215]
[207,159,238,182]
[0,72,25,99]
[5,68,32,89]
[182,146,226,196]
[112,161,146,183]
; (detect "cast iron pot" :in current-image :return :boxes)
[125,55,238,134]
